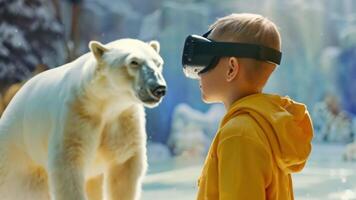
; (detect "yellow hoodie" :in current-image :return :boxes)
[196,93,313,200]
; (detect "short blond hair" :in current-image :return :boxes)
[209,13,281,89]
[209,13,281,51]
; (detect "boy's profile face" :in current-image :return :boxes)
[199,57,229,103]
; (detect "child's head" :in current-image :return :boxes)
[199,13,281,107]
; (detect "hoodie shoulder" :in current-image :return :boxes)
[219,114,265,145]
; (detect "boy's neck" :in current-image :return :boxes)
[223,89,262,110]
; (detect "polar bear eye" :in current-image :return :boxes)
[153,60,162,69]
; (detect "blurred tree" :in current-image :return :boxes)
[0,0,67,92]
[65,0,83,61]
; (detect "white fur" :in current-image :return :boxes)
[0,38,164,200]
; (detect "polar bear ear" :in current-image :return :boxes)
[149,40,160,53]
[89,41,108,61]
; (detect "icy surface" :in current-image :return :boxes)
[142,143,356,200]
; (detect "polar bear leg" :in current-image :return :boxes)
[13,165,50,200]
[48,114,103,200]
[86,174,103,200]
[0,142,50,200]
[105,153,146,200]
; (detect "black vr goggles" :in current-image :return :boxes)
[182,30,282,79]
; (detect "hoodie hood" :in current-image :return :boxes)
[221,93,313,173]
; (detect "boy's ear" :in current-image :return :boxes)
[89,41,108,61]
[148,40,160,53]
[226,57,239,82]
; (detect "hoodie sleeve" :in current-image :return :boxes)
[217,135,272,199]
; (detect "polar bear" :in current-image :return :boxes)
[0,38,166,200]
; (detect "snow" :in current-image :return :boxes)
[0,0,67,82]
[0,47,9,57]
[345,142,356,161]
[312,99,353,143]
[0,23,30,51]
[142,143,356,200]
[8,0,34,18]
[340,27,356,49]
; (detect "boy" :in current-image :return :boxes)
[182,13,313,199]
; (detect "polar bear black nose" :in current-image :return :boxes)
[151,85,166,98]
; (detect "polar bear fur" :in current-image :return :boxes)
[0,38,166,200]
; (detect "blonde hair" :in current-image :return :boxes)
[209,13,281,51]
[209,13,281,89]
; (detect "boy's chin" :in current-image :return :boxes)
[201,94,217,104]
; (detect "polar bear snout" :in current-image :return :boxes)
[145,81,166,101]
[150,85,166,99]
[139,79,166,103]
[135,64,166,106]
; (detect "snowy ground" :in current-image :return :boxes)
[142,143,356,200]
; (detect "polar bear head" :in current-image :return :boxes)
[89,39,166,108]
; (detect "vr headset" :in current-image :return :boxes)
[182,30,282,79]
